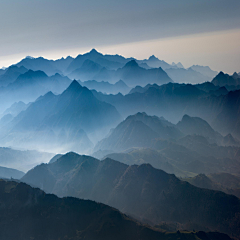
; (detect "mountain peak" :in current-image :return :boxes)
[68,80,82,90]
[232,72,239,79]
[90,48,97,53]
[21,69,48,78]
[217,71,225,77]
[115,80,128,87]
[89,48,101,55]
[148,55,158,61]
[181,114,191,121]
[25,56,35,60]
[124,60,139,68]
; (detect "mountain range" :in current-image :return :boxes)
[78,79,130,94]
[184,173,240,198]
[21,152,240,237]
[94,112,183,152]
[0,48,239,240]
[0,69,72,111]
[0,180,231,240]
[0,80,121,152]
[69,58,173,87]
[0,147,53,172]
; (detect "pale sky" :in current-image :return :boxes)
[0,0,240,73]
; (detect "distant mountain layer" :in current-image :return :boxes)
[184,173,240,198]
[97,135,240,177]
[0,49,224,113]
[92,81,240,139]
[0,166,24,179]
[95,112,233,154]
[102,148,193,178]
[0,69,72,111]
[0,80,121,152]
[0,147,53,172]
[94,112,183,152]
[0,65,28,87]
[16,56,73,76]
[176,114,224,145]
[21,152,240,237]
[69,59,173,87]
[189,65,218,79]
[79,79,130,94]
[165,67,210,84]
[1,101,30,118]
[212,72,240,87]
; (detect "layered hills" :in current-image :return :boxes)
[22,152,240,237]
[0,180,231,240]
[0,80,121,152]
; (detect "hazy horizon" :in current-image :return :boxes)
[1,0,240,73]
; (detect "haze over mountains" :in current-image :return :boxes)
[0,49,240,239]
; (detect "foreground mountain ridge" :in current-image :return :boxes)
[22,152,240,237]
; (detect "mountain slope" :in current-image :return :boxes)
[212,72,240,87]
[115,60,172,87]
[95,112,183,152]
[212,90,240,138]
[176,115,223,144]
[0,65,28,87]
[22,152,240,237]
[0,70,72,111]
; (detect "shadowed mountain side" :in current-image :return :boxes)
[21,152,240,237]
[0,180,232,240]
[0,80,121,152]
[212,90,240,139]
